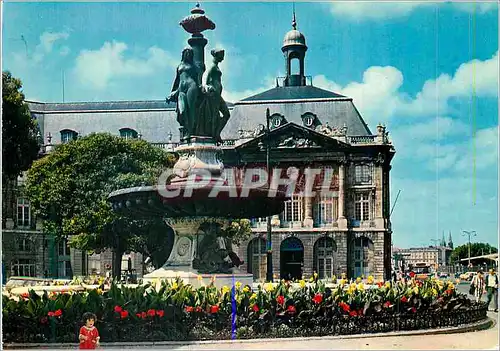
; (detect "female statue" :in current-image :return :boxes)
[167,47,199,137]
[200,49,230,140]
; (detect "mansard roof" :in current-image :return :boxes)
[239,85,345,102]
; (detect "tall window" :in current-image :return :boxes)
[18,238,32,252]
[354,165,372,184]
[11,259,36,277]
[314,237,336,279]
[119,128,138,140]
[17,198,31,227]
[352,237,374,278]
[247,238,267,281]
[282,195,303,224]
[354,193,370,221]
[60,129,78,143]
[58,261,71,278]
[314,195,338,226]
[58,239,70,256]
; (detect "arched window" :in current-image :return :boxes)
[351,236,374,278]
[313,237,337,279]
[60,129,78,143]
[290,58,300,75]
[119,128,138,140]
[247,238,267,281]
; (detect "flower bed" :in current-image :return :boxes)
[2,278,488,343]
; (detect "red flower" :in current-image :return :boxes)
[209,305,219,314]
[401,296,408,303]
[445,289,453,295]
[40,317,48,324]
[195,306,202,313]
[377,282,384,288]
[48,311,55,317]
[114,305,123,313]
[349,310,357,317]
[141,312,147,319]
[411,307,417,313]
[252,304,259,312]
[21,293,29,299]
[383,301,391,308]
[409,272,415,278]
[136,313,142,318]
[54,309,62,317]
[312,293,323,304]
[147,309,156,317]
[358,309,364,316]
[276,295,285,305]
[286,305,296,314]
[156,310,164,318]
[339,302,350,312]
[120,310,129,319]
[185,306,194,313]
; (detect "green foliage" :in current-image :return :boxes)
[2,71,40,179]
[220,219,252,245]
[450,243,497,264]
[3,277,480,343]
[24,133,176,269]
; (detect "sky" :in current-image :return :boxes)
[2,1,499,250]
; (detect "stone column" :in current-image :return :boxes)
[303,196,314,228]
[338,163,348,229]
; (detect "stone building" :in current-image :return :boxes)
[2,15,395,281]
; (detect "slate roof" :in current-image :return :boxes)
[240,85,345,102]
[28,100,176,112]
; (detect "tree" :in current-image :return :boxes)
[450,242,498,265]
[2,71,40,179]
[25,133,176,278]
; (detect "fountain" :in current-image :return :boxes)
[108,3,287,288]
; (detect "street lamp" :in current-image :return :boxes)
[462,230,477,267]
[259,108,273,282]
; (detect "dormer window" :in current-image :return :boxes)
[301,112,318,128]
[60,129,78,143]
[270,113,287,130]
[120,128,138,140]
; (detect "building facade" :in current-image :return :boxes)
[2,16,396,281]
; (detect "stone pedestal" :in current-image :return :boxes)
[171,137,224,181]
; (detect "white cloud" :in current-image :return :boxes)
[32,30,70,63]
[329,2,497,21]
[59,46,70,56]
[73,41,177,89]
[313,51,499,125]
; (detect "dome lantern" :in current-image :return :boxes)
[281,10,308,87]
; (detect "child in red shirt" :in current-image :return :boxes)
[79,312,100,349]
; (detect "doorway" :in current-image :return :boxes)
[280,237,304,280]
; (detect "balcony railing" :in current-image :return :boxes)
[348,135,377,145]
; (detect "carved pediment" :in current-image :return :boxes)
[234,122,349,152]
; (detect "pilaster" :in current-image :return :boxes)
[337,162,348,229]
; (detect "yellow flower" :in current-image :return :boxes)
[431,288,438,296]
[243,286,250,293]
[447,282,454,290]
[356,277,362,284]
[222,286,230,294]
[197,275,203,281]
[309,276,314,282]
[96,288,103,295]
[299,280,306,288]
[413,286,419,295]
[235,281,242,290]
[357,283,365,291]
[367,276,374,284]
[384,281,391,288]
[264,283,274,292]
[171,281,178,290]
[313,272,318,279]
[250,293,257,301]
[339,279,346,286]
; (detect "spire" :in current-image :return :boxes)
[441,231,446,247]
[448,231,454,249]
[292,4,297,30]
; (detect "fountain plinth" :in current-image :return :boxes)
[108,4,287,288]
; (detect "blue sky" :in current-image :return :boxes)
[3,1,499,249]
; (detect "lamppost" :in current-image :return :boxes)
[462,230,477,267]
[259,108,273,282]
